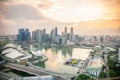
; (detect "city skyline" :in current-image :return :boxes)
[0,0,120,36]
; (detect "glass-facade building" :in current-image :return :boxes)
[17,28,31,43]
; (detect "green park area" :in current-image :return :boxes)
[107,45,120,77]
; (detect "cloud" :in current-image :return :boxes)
[0,0,119,36]
[0,0,8,2]
[102,0,120,6]
[2,4,45,20]
[0,2,72,35]
[101,0,120,19]
[37,0,53,9]
[74,19,120,35]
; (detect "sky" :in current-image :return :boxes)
[0,0,120,35]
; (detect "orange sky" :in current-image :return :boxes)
[0,0,120,35]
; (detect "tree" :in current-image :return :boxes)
[76,74,90,80]
[108,59,116,69]
[99,72,106,78]
[109,70,118,77]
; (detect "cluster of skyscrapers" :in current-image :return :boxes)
[17,27,75,44]
[32,27,74,44]
[17,28,120,45]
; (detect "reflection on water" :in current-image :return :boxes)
[22,43,92,74]
[44,48,79,74]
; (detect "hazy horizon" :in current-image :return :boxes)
[0,0,120,36]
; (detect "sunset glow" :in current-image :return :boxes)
[40,1,105,23]
[0,0,120,35]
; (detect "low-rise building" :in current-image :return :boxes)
[86,56,103,77]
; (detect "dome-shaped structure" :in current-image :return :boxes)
[4,43,15,48]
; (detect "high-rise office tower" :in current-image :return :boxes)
[69,27,74,42]
[36,29,42,43]
[100,36,104,43]
[71,27,73,33]
[55,35,62,44]
[43,29,46,35]
[50,29,55,41]
[18,29,24,43]
[65,27,67,34]
[55,27,57,36]
[25,29,31,42]
[64,27,67,43]
[32,31,36,42]
[42,29,46,42]
[17,28,31,43]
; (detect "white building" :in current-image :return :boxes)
[31,50,43,56]
[103,47,116,54]
[2,48,25,59]
[2,43,29,63]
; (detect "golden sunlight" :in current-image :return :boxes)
[41,3,104,23]
[78,5,104,20]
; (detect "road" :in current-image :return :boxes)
[4,62,76,79]
[77,58,89,74]
[0,71,19,80]
[102,77,120,80]
[103,54,110,78]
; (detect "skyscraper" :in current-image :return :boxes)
[55,27,57,36]
[71,27,73,33]
[32,30,36,42]
[36,29,42,43]
[18,29,24,43]
[64,27,67,43]
[65,27,67,34]
[17,28,31,43]
[50,29,55,42]
[42,29,46,42]
[25,29,31,43]
[69,27,74,42]
[55,35,62,44]
[100,36,104,43]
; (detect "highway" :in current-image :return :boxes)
[4,62,76,80]
[0,71,19,80]
[0,71,66,80]
[77,52,91,74]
